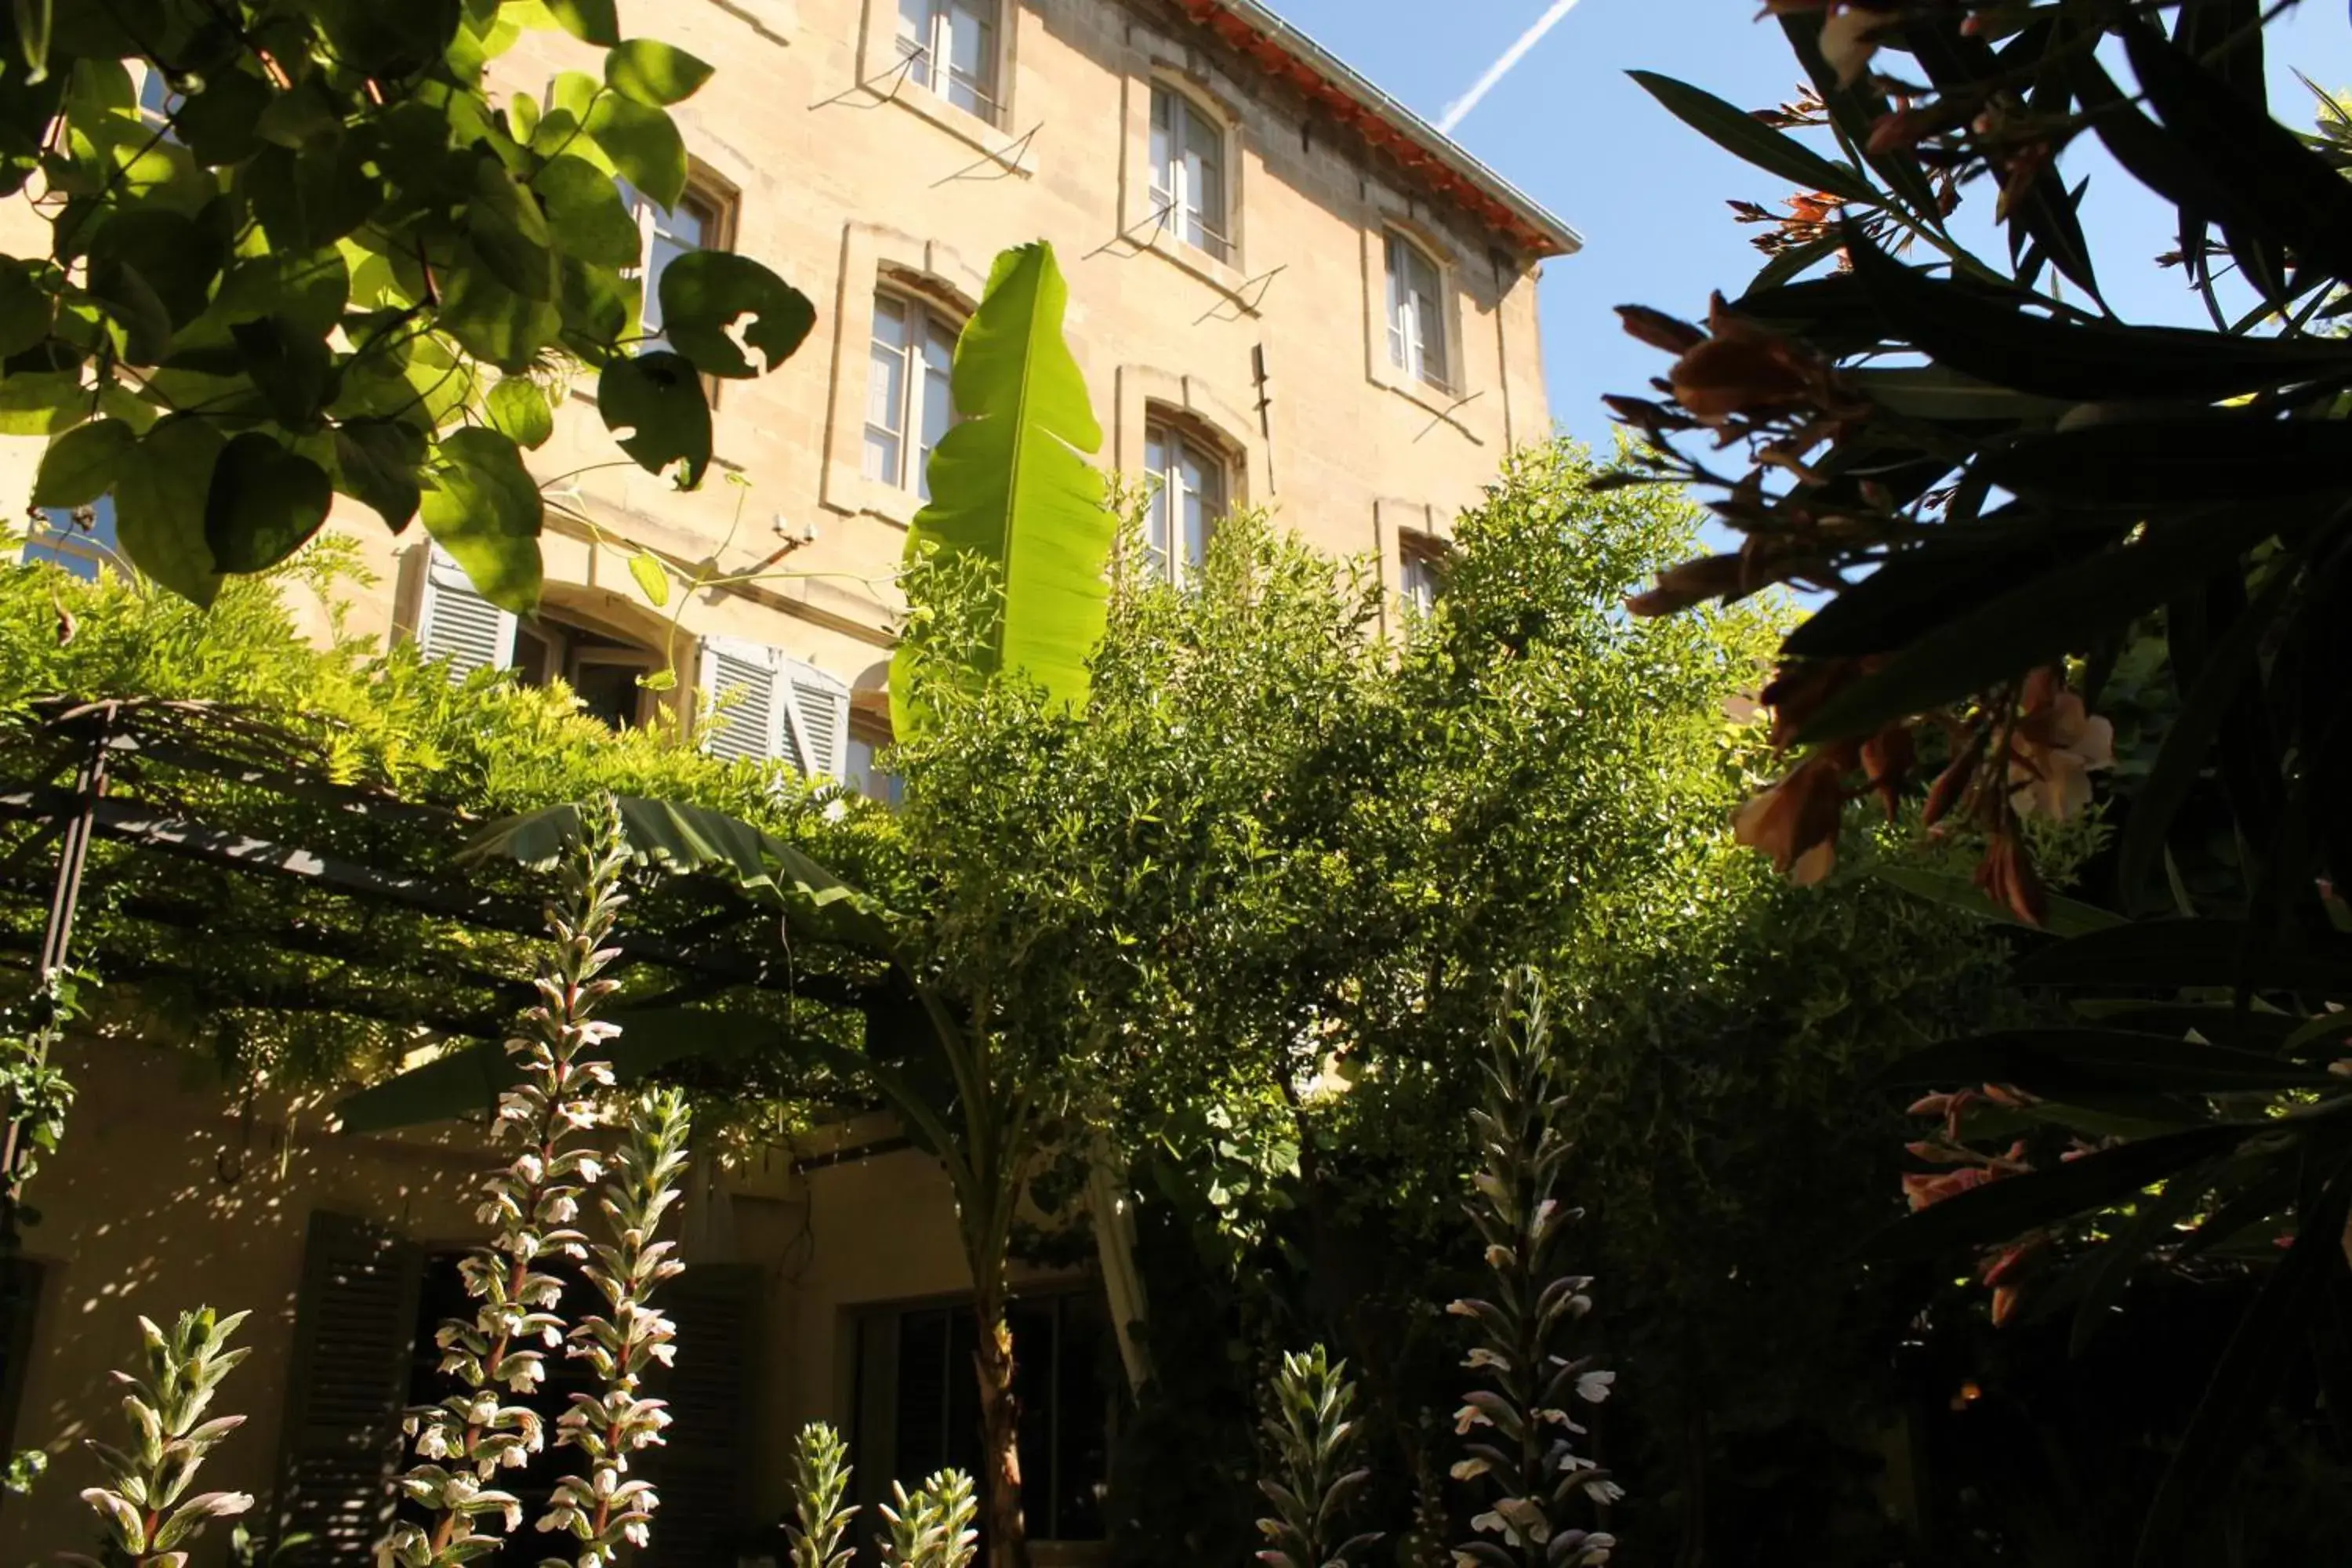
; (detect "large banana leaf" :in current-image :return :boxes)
[463,795,899,953]
[889,241,1111,737]
[332,1006,782,1134]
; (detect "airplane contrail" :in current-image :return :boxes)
[1437,0,1590,134]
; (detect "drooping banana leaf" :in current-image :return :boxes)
[463,794,899,953]
[889,241,1111,738]
[332,1006,785,1133]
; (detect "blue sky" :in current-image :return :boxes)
[1264,0,2352,446]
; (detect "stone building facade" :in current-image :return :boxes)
[0,1,1575,1561]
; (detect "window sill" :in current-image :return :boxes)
[819,467,925,529]
[1133,229,1258,313]
[880,83,1036,177]
[1370,366,1484,441]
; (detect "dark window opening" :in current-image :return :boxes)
[851,1292,1111,1554]
[0,1257,42,1459]
[400,1252,601,1530]
[514,618,662,731]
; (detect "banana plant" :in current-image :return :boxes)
[887,241,1113,739]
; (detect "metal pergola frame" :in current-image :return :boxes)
[0,694,880,1217]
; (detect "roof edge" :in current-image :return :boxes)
[1183,0,1584,261]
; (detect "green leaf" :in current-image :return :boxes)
[1798,510,2272,744]
[1844,365,2071,424]
[332,1006,775,1133]
[1864,1122,2251,1259]
[464,795,898,952]
[212,247,351,338]
[1627,71,1877,204]
[597,350,710,487]
[557,254,638,358]
[0,372,85,435]
[116,417,227,605]
[1870,865,2125,938]
[332,419,426,532]
[2137,1168,2352,1565]
[205,434,332,573]
[628,550,669,607]
[0,259,49,358]
[2016,919,2352,994]
[466,154,556,302]
[419,426,543,612]
[2124,22,2352,289]
[486,375,554,448]
[2118,567,2296,913]
[87,256,174,365]
[241,140,380,252]
[543,0,620,47]
[309,0,463,76]
[230,316,335,430]
[1871,1029,2336,1097]
[437,258,563,372]
[172,66,270,167]
[656,250,814,377]
[535,154,642,267]
[2063,1166,2217,1358]
[584,90,685,212]
[604,40,714,107]
[1982,416,2352,507]
[889,242,1110,738]
[32,418,136,508]
[1840,220,2352,401]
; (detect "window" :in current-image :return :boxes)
[1400,532,1446,619]
[1149,85,1229,261]
[514,615,663,730]
[399,1254,601,1533]
[21,499,122,581]
[852,1293,1110,1548]
[1385,233,1450,391]
[1142,419,1228,587]
[847,716,902,808]
[0,1258,41,1461]
[865,291,960,499]
[896,0,1002,122]
[623,180,728,342]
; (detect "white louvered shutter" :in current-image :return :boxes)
[697,635,786,764]
[781,659,851,782]
[695,638,851,782]
[414,546,516,679]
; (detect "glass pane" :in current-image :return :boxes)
[1149,88,1175,209]
[866,298,909,485]
[1179,440,1219,578]
[946,0,996,116]
[864,425,902,486]
[917,316,956,501]
[1184,104,1224,255]
[897,0,931,67]
[1143,428,1171,580]
[869,299,909,427]
[1385,238,1410,368]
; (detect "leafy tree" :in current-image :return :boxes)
[1613,2,2352,1554]
[1,0,811,610]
